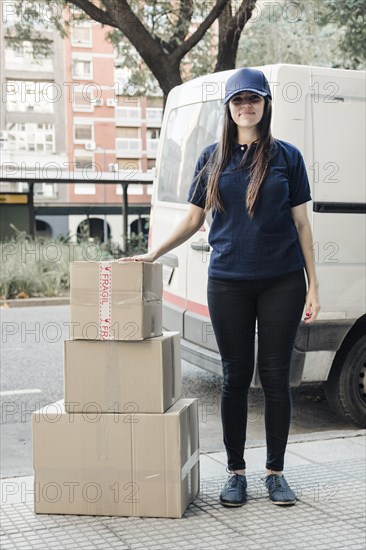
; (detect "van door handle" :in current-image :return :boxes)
[191,242,210,252]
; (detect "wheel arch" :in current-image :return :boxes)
[327,314,366,380]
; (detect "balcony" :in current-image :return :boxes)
[116,138,142,158]
[116,107,142,127]
[146,108,163,127]
[146,139,159,158]
[5,56,53,72]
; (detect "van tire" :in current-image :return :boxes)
[324,333,366,428]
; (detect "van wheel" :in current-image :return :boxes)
[324,334,366,428]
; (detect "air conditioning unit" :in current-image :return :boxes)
[94,98,104,106]
[109,162,119,172]
[27,105,35,111]
[0,131,8,141]
[85,141,96,151]
[106,98,118,107]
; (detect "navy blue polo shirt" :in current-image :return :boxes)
[187,139,312,280]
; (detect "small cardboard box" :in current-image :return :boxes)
[70,261,163,341]
[64,332,182,414]
[32,399,200,519]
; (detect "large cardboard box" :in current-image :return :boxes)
[33,399,199,519]
[64,332,182,414]
[70,261,163,341]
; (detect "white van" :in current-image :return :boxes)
[148,64,366,427]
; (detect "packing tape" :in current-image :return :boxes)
[171,335,175,403]
[181,449,199,481]
[99,261,113,340]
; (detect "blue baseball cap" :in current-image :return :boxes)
[224,68,272,104]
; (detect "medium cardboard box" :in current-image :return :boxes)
[64,332,182,414]
[32,399,199,519]
[70,261,163,341]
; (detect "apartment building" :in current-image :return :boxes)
[64,11,119,243]
[115,90,163,236]
[0,5,163,244]
[0,6,68,238]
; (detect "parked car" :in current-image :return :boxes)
[149,63,366,428]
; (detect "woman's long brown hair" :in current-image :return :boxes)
[192,97,274,219]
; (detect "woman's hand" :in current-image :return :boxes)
[304,286,321,324]
[119,251,157,263]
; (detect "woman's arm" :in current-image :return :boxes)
[291,203,321,323]
[122,204,206,263]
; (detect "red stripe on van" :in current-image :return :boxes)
[187,299,209,317]
[163,291,209,318]
[163,290,185,308]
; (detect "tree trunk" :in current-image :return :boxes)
[215,0,257,72]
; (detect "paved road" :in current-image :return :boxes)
[1,305,355,478]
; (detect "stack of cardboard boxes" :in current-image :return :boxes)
[32,261,200,519]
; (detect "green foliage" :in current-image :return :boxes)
[0,224,148,299]
[124,232,148,257]
[319,0,365,69]
[6,0,68,57]
[181,28,217,79]
[0,230,110,300]
[238,0,365,70]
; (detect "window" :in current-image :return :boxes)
[116,134,142,157]
[6,122,55,152]
[6,80,55,113]
[147,128,160,140]
[71,23,92,47]
[158,101,223,203]
[73,152,96,193]
[116,107,141,125]
[116,127,139,138]
[74,183,96,195]
[34,183,57,198]
[74,123,93,143]
[5,41,53,71]
[146,107,163,126]
[146,128,160,157]
[116,183,143,195]
[73,87,94,112]
[117,159,139,170]
[74,154,94,170]
[72,58,92,79]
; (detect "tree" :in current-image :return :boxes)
[215,0,256,71]
[6,0,259,104]
[237,1,345,69]
[318,0,365,69]
[236,0,365,71]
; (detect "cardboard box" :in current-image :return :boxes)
[64,332,182,414]
[70,261,163,341]
[33,399,199,519]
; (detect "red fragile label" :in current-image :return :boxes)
[99,262,113,339]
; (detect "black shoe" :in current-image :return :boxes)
[220,473,247,507]
[262,473,296,505]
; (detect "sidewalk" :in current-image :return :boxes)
[1,431,365,549]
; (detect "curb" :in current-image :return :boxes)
[206,428,366,451]
[0,297,70,308]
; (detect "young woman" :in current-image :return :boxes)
[122,68,321,508]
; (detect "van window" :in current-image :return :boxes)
[158,100,223,203]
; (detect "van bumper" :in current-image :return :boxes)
[179,319,356,386]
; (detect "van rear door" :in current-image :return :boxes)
[151,102,204,334]
[184,100,223,353]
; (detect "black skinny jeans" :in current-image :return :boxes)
[207,268,307,472]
